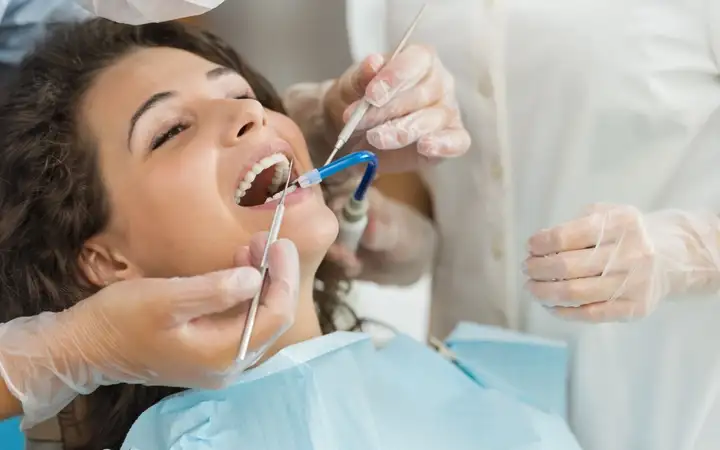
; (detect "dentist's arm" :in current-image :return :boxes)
[0,235,299,428]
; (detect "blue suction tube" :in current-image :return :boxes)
[294,150,378,201]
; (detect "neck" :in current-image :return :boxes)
[260,276,321,362]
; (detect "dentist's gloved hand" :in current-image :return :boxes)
[524,204,720,322]
[0,233,299,428]
[74,0,226,24]
[325,46,470,173]
[285,46,470,175]
[325,186,436,285]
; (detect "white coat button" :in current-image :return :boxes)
[492,239,504,261]
[491,157,503,181]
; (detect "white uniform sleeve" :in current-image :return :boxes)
[73,0,226,25]
[709,1,720,71]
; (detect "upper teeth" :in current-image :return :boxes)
[234,153,290,204]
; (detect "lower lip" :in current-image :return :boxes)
[248,186,314,210]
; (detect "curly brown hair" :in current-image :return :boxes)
[0,18,351,449]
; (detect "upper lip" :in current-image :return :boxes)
[233,138,298,196]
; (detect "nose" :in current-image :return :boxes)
[219,98,268,146]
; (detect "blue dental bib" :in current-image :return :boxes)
[122,323,581,450]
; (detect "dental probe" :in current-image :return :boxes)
[323,3,428,167]
[238,159,294,361]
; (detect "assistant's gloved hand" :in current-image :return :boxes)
[284,46,470,175]
[0,233,299,428]
[524,204,720,322]
[325,186,436,286]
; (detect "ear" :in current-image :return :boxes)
[79,238,142,288]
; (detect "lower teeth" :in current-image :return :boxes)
[264,184,298,203]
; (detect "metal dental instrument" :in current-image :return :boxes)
[323,3,427,167]
[238,158,294,361]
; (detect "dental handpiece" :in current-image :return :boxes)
[323,3,427,167]
[337,196,369,252]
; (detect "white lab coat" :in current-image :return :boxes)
[347,1,720,449]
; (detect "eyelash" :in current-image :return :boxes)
[150,94,256,150]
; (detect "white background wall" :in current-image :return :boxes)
[203,0,353,91]
[203,1,431,341]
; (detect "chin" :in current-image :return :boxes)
[280,197,339,274]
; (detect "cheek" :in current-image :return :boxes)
[104,157,252,276]
[278,197,339,265]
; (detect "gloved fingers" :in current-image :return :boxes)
[524,244,637,281]
[248,231,272,267]
[365,45,435,107]
[325,244,363,278]
[178,232,276,366]
[366,106,453,150]
[416,120,472,158]
[173,234,295,370]
[245,238,300,350]
[361,214,399,251]
[328,193,350,214]
[233,231,270,268]
[161,266,263,325]
[346,60,444,130]
[361,191,401,251]
[326,189,396,264]
[162,232,283,324]
[545,298,652,322]
[525,274,629,307]
[527,205,641,256]
[339,54,386,101]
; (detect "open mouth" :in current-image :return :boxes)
[234,152,296,207]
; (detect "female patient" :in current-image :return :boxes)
[0,19,579,450]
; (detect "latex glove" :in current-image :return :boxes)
[325,186,436,286]
[0,233,299,428]
[285,46,470,175]
[524,204,720,322]
[74,0,225,24]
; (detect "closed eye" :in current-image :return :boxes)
[151,122,189,150]
[150,95,257,150]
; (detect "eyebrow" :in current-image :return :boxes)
[206,66,237,80]
[126,67,240,148]
[127,91,176,147]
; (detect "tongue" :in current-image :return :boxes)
[240,166,276,207]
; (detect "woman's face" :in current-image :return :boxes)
[80,47,337,280]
